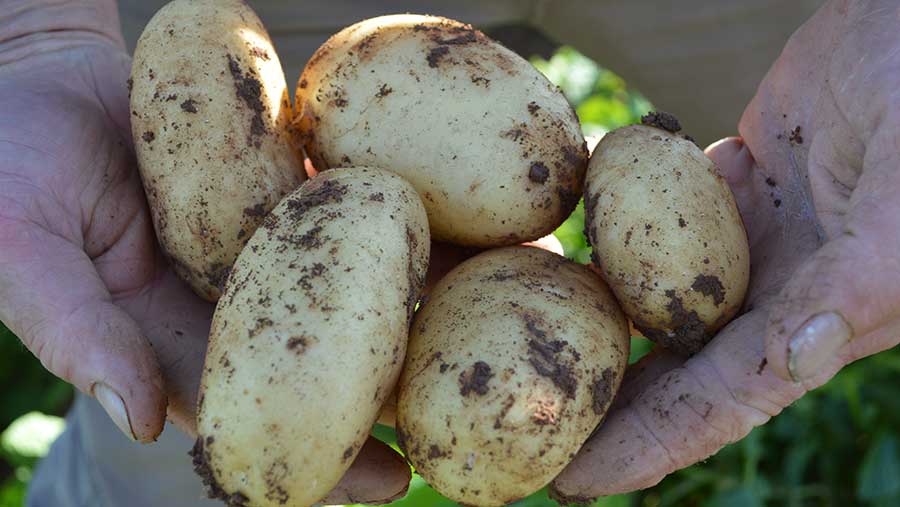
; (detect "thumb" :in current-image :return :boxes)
[765,143,900,386]
[0,221,166,442]
[765,230,900,386]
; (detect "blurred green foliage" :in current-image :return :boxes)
[0,322,73,507]
[1,46,898,507]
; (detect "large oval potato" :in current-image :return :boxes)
[294,14,587,247]
[584,115,750,355]
[192,168,429,507]
[397,247,629,506]
[130,0,305,301]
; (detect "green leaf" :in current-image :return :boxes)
[627,337,653,365]
[1,411,65,467]
[371,424,398,447]
[576,96,633,130]
[857,434,900,501]
[553,201,590,264]
[705,485,764,507]
[0,476,27,507]
[595,495,632,507]
[370,475,460,507]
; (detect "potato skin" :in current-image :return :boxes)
[584,123,750,355]
[397,247,629,506]
[130,0,305,301]
[295,14,587,247]
[193,168,429,507]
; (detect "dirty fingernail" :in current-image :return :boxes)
[788,312,852,382]
[94,383,136,441]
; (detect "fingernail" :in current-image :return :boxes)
[787,312,852,382]
[93,383,137,441]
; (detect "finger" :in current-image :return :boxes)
[423,241,483,295]
[551,310,805,500]
[765,234,900,385]
[321,437,411,505]
[704,136,773,246]
[705,137,754,212]
[116,267,214,436]
[765,139,900,384]
[304,157,319,178]
[522,233,564,255]
[376,388,398,428]
[0,221,166,442]
[610,346,684,412]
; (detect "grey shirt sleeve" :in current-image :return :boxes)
[28,393,222,507]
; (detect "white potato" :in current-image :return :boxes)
[193,168,429,507]
[295,14,587,247]
[397,247,629,506]
[584,115,750,354]
[130,0,305,301]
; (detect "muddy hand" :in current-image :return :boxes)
[551,0,900,500]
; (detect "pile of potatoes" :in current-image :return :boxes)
[129,2,749,507]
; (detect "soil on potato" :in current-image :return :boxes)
[691,274,725,306]
[634,290,708,355]
[226,54,267,147]
[459,361,494,396]
[190,437,250,507]
[640,111,682,133]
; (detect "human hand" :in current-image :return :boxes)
[551,0,900,501]
[0,14,414,503]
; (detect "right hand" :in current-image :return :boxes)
[0,31,410,504]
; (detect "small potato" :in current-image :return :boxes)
[584,114,750,355]
[130,0,305,301]
[295,14,587,247]
[397,247,629,507]
[193,168,429,507]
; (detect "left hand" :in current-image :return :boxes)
[551,0,900,500]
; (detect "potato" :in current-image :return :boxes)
[192,168,429,507]
[584,113,750,355]
[294,14,587,247]
[397,247,629,506]
[130,0,305,301]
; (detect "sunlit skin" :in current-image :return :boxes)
[0,0,898,503]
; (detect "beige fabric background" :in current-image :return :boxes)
[118,0,824,144]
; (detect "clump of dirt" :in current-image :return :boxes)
[459,361,494,396]
[641,111,682,133]
[180,98,198,113]
[284,180,348,221]
[426,46,450,68]
[523,314,577,398]
[226,54,267,147]
[691,274,725,306]
[190,437,250,507]
[243,203,267,218]
[528,162,550,184]
[634,290,708,355]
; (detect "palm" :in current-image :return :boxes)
[553,1,900,499]
[0,41,212,435]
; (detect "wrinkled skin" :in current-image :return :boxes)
[552,0,900,500]
[0,34,409,504]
